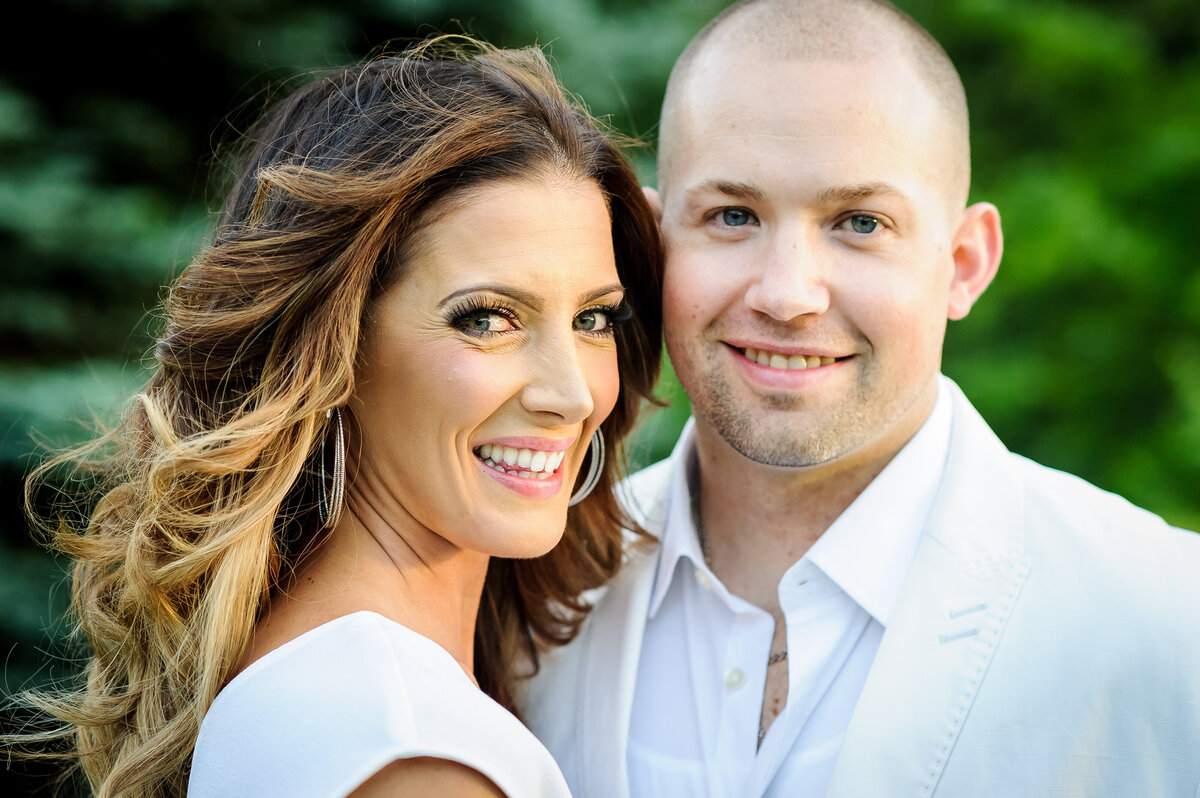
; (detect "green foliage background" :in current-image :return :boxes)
[1,0,1197,784]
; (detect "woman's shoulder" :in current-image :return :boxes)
[188,611,569,798]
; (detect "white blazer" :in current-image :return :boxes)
[521,379,1200,797]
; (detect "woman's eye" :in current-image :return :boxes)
[847,214,880,234]
[720,208,755,227]
[461,311,515,334]
[574,309,609,332]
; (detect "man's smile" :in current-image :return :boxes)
[741,346,838,371]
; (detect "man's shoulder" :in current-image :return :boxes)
[1007,447,1194,545]
[947,378,1192,532]
[949,399,1200,611]
[945,380,1200,595]
[1013,453,1200,593]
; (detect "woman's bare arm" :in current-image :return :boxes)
[350,756,507,798]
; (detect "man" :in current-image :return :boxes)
[521,1,1200,795]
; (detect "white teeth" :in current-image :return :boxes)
[476,445,565,478]
[746,347,838,371]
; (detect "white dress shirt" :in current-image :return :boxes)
[626,384,953,798]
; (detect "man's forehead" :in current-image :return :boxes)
[661,49,964,211]
[658,1,971,207]
[674,53,940,146]
[680,41,923,108]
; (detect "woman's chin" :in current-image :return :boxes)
[478,518,569,560]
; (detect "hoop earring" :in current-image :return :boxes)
[318,407,346,529]
[568,428,605,507]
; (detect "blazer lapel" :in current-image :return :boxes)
[569,431,693,798]
[577,548,657,798]
[827,381,1032,798]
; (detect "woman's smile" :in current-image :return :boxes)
[475,438,573,481]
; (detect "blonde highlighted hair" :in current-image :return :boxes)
[8,36,662,798]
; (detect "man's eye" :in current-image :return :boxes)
[848,215,880,234]
[720,208,754,227]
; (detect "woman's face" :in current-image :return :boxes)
[350,175,624,558]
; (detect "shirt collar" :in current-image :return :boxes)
[646,417,706,618]
[647,378,954,625]
[802,378,953,626]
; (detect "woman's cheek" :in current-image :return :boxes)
[590,351,622,423]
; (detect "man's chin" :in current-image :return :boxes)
[695,399,857,469]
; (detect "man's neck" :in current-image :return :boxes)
[691,403,932,616]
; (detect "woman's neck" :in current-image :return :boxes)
[243,497,490,683]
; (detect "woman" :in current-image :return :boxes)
[11,37,661,797]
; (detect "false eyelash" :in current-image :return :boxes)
[581,300,633,326]
[607,300,634,326]
[447,297,519,334]
[576,300,633,337]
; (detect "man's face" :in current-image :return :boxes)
[659,51,970,470]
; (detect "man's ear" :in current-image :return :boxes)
[947,201,1003,320]
[642,186,663,221]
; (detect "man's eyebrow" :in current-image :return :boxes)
[816,183,906,204]
[683,180,908,207]
[684,179,767,203]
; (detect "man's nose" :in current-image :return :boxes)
[519,332,596,423]
[742,229,832,321]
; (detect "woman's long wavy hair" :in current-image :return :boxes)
[8,36,662,798]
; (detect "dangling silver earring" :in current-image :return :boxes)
[568,428,605,507]
[318,407,346,529]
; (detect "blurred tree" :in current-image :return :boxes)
[1,0,1198,791]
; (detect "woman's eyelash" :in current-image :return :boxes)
[600,300,633,326]
[576,300,633,337]
[446,297,633,337]
[447,298,518,335]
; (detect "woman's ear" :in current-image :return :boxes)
[947,201,1003,321]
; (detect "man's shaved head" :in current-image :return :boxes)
[659,0,971,207]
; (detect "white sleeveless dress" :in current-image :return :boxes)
[188,611,571,797]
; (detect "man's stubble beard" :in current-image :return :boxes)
[690,374,877,468]
[677,341,899,469]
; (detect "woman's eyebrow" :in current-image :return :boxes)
[439,283,625,311]
[438,284,542,311]
[580,283,625,304]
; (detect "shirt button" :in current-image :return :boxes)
[694,568,712,590]
[724,668,745,690]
